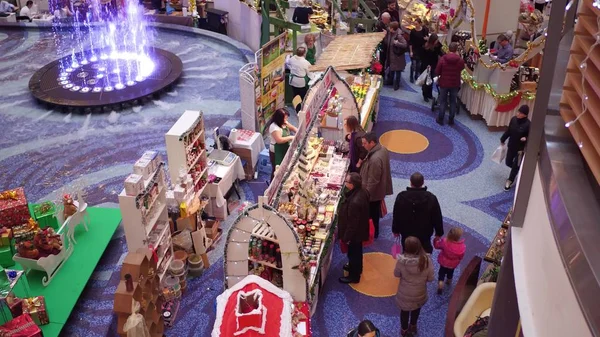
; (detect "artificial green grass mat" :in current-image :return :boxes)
[13,207,122,337]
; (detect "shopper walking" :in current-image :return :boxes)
[286,47,312,107]
[338,173,371,284]
[409,18,429,83]
[267,109,297,181]
[359,132,393,239]
[433,227,466,294]
[394,236,435,337]
[435,42,464,125]
[347,320,381,337]
[383,21,408,91]
[382,0,399,23]
[419,33,444,102]
[391,172,443,253]
[344,116,367,173]
[500,105,530,191]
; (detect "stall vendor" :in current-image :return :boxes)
[301,34,318,65]
[286,47,313,109]
[491,34,514,64]
[268,109,297,180]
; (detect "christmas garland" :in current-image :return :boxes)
[461,70,536,102]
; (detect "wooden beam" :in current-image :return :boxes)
[482,0,491,38]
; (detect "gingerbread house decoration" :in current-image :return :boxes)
[212,275,294,337]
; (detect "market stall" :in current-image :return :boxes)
[309,34,385,132]
[460,33,544,128]
[223,69,354,330]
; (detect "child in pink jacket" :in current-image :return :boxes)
[434,227,466,293]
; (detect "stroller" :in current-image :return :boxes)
[430,80,460,115]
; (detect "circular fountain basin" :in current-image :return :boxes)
[29,47,183,109]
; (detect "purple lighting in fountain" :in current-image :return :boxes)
[52,0,156,94]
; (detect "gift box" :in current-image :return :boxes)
[6,297,23,318]
[0,228,12,247]
[133,158,153,180]
[32,202,58,230]
[0,246,15,268]
[0,314,42,337]
[124,174,144,196]
[142,150,162,172]
[22,297,48,326]
[0,188,31,228]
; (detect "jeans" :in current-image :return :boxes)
[410,57,422,81]
[347,241,363,280]
[400,308,421,330]
[438,86,459,121]
[438,266,455,281]
[505,149,522,182]
[369,201,381,237]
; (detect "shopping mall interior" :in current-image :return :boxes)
[0,0,598,336]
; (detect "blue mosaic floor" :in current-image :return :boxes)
[0,27,514,337]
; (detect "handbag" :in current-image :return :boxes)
[491,144,507,164]
[391,237,402,259]
[363,219,375,247]
[415,68,430,86]
[340,240,348,254]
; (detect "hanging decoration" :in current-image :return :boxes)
[564,15,600,148]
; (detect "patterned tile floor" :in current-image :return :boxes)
[0,28,514,337]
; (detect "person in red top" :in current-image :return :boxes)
[435,42,465,126]
[433,227,466,294]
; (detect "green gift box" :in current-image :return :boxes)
[32,202,59,230]
[0,246,14,268]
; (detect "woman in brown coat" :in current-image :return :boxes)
[394,236,435,336]
[384,21,408,90]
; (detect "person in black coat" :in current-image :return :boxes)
[338,172,371,284]
[500,105,531,190]
[392,172,444,253]
[419,33,444,102]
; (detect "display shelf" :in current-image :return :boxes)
[484,226,508,264]
[249,257,283,271]
[165,110,209,190]
[251,232,279,244]
[119,154,173,282]
[144,203,166,234]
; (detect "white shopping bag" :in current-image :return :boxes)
[491,144,507,164]
[415,68,430,86]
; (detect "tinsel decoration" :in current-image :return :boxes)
[461,70,536,102]
[478,39,488,55]
[495,92,523,112]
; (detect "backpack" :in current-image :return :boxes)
[464,316,489,337]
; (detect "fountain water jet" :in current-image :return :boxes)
[29,0,182,111]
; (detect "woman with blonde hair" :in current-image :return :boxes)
[394,236,434,336]
[302,33,318,65]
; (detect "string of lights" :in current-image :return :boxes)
[564,15,600,148]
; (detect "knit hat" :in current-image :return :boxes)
[518,105,529,115]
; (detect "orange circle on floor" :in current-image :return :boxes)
[349,252,399,297]
[379,130,429,154]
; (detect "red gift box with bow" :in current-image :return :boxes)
[0,314,43,337]
[0,188,31,228]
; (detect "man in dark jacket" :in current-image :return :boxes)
[338,173,371,284]
[392,172,444,253]
[435,42,465,126]
[360,132,393,239]
[501,105,530,190]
